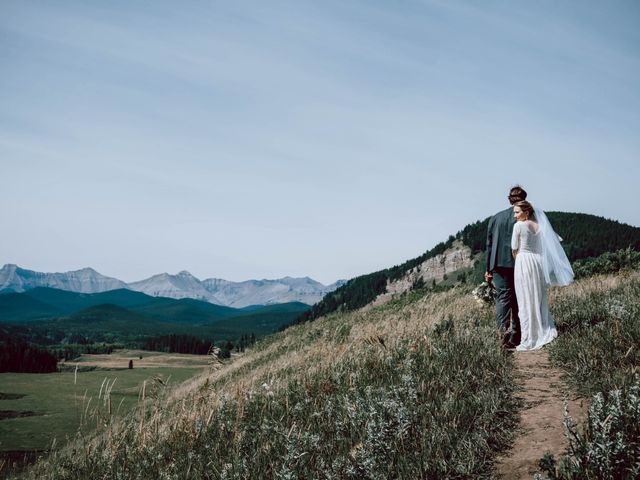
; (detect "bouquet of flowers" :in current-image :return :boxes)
[472,281,496,305]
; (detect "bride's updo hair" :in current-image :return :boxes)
[515,200,535,219]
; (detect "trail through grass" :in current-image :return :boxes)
[493,350,587,479]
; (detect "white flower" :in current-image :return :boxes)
[471,281,496,305]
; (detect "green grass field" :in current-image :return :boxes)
[0,353,206,454]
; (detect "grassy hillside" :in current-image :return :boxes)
[9,263,639,479]
[16,282,519,478]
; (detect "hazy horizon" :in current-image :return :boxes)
[2,1,639,285]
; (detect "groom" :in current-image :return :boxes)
[485,185,527,348]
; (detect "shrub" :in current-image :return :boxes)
[572,248,640,279]
[539,381,640,480]
[541,272,640,479]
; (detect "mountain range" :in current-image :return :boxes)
[0,264,345,307]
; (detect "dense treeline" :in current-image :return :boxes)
[0,329,58,373]
[50,343,117,361]
[142,334,213,355]
[235,333,257,353]
[296,212,640,325]
[546,212,640,261]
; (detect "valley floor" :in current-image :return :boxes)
[0,351,209,476]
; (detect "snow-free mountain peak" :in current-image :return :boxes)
[0,264,127,294]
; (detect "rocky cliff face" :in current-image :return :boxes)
[0,264,128,293]
[201,276,338,308]
[129,274,341,307]
[386,240,475,295]
[128,271,213,301]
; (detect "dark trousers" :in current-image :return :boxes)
[492,267,520,345]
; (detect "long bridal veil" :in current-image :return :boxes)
[535,208,574,286]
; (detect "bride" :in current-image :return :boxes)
[511,201,574,351]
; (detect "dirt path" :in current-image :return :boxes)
[494,349,588,479]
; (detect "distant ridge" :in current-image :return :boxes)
[0,264,343,307]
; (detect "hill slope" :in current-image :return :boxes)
[19,280,519,478]
[20,265,639,479]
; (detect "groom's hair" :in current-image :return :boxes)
[508,185,527,204]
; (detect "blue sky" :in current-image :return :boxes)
[1,0,639,284]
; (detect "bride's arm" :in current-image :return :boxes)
[511,222,520,258]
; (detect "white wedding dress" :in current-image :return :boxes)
[511,220,558,351]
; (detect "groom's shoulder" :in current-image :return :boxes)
[491,207,512,221]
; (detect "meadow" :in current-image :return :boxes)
[0,350,208,474]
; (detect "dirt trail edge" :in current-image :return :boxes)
[494,349,588,479]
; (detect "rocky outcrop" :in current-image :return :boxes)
[201,277,345,308]
[0,264,127,293]
[386,240,474,295]
[128,271,212,301]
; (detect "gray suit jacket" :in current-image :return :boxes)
[486,207,516,271]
